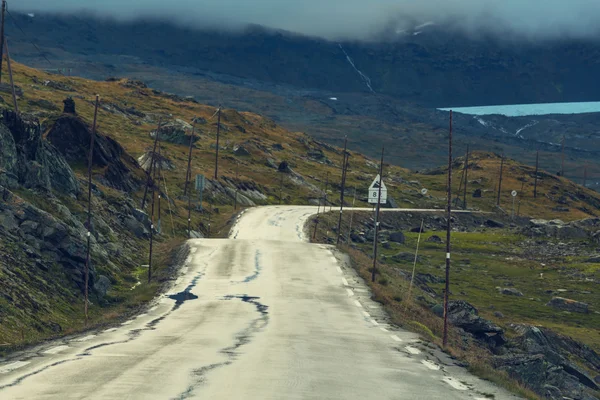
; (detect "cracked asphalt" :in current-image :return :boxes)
[0,206,520,399]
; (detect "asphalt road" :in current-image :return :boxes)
[0,206,518,399]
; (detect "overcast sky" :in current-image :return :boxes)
[14,0,600,40]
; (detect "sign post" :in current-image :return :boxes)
[511,190,517,219]
[368,174,387,205]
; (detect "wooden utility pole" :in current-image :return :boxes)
[279,171,284,205]
[214,107,222,180]
[183,120,197,197]
[496,154,504,207]
[442,111,453,348]
[0,1,6,83]
[187,181,192,237]
[5,38,18,114]
[313,172,329,240]
[148,145,158,283]
[561,136,565,177]
[336,137,349,245]
[347,187,357,244]
[463,145,469,209]
[84,95,99,324]
[371,147,384,283]
[157,143,162,234]
[234,161,239,210]
[141,119,162,209]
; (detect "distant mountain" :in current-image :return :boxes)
[7,12,600,186]
[7,13,600,107]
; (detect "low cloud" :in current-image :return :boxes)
[14,0,600,40]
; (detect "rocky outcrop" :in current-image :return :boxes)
[446,300,506,347]
[150,119,199,145]
[524,219,590,240]
[438,300,599,399]
[0,111,80,196]
[494,325,600,400]
[46,114,144,192]
[138,151,175,171]
[388,231,405,243]
[547,297,589,313]
[499,288,524,296]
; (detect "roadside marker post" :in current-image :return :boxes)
[511,190,517,219]
[371,147,385,283]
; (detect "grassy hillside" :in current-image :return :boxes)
[1,60,600,355]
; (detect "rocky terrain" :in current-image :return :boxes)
[312,208,600,400]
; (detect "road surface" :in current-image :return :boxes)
[0,206,518,399]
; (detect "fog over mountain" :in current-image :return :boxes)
[14,0,600,41]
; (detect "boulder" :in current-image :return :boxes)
[138,151,175,171]
[410,226,426,233]
[392,252,420,263]
[416,273,445,284]
[278,161,291,173]
[525,219,588,240]
[0,123,18,187]
[124,216,149,238]
[496,325,600,399]
[233,145,251,156]
[2,111,80,196]
[500,288,524,296]
[350,233,366,243]
[388,231,405,244]
[265,158,278,169]
[485,219,505,228]
[93,275,111,299]
[473,188,482,198]
[46,114,144,192]
[426,235,443,243]
[447,300,503,335]
[431,303,444,317]
[546,297,589,313]
[149,119,198,145]
[63,97,76,114]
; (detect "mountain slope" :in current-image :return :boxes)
[1,60,600,354]
[8,13,600,107]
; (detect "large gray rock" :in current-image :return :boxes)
[0,123,17,187]
[526,219,589,240]
[547,297,589,313]
[447,300,503,335]
[150,119,198,145]
[495,325,600,399]
[93,275,111,299]
[124,216,149,238]
[426,235,443,243]
[388,231,405,244]
[392,252,421,263]
[500,288,524,296]
[46,114,144,192]
[1,111,80,196]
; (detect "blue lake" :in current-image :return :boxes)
[439,102,600,117]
